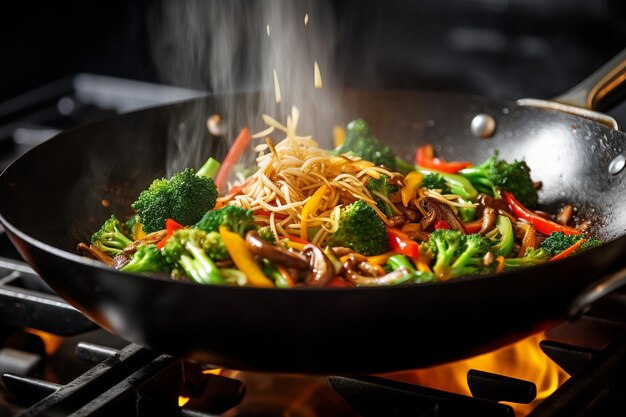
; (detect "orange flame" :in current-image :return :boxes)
[388,333,568,416]
[26,329,63,355]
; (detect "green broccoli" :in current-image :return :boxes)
[120,244,169,274]
[90,215,133,256]
[576,237,603,254]
[258,226,277,245]
[417,168,478,201]
[125,214,141,238]
[163,229,225,285]
[325,200,388,256]
[335,119,414,173]
[132,166,219,234]
[503,248,550,270]
[195,205,256,236]
[540,232,585,257]
[459,154,538,208]
[421,173,450,193]
[203,231,229,261]
[367,174,399,217]
[387,254,435,284]
[426,229,491,280]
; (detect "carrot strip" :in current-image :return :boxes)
[495,256,505,273]
[215,128,251,191]
[550,238,587,261]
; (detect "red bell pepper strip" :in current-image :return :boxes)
[215,127,251,191]
[550,238,587,261]
[463,220,482,234]
[387,228,420,258]
[415,144,472,174]
[503,192,582,236]
[434,220,451,230]
[156,218,184,249]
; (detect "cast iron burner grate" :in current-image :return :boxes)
[3,343,245,417]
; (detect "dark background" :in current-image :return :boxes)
[1,0,625,104]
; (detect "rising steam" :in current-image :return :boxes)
[149,0,340,175]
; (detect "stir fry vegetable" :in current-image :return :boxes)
[79,115,602,288]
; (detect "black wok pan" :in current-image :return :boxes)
[2,51,626,374]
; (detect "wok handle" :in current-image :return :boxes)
[568,266,626,319]
[554,49,626,112]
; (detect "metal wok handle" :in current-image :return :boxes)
[517,49,626,130]
[568,266,626,319]
[554,49,626,112]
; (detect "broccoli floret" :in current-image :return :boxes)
[120,244,169,274]
[132,168,218,234]
[540,232,585,257]
[325,200,388,256]
[417,168,478,201]
[421,173,450,193]
[125,214,141,239]
[503,248,550,270]
[460,155,538,208]
[426,230,491,280]
[195,205,256,236]
[257,226,277,245]
[335,119,414,173]
[168,169,219,226]
[367,174,399,217]
[203,231,229,261]
[163,229,225,285]
[90,215,133,256]
[576,237,603,254]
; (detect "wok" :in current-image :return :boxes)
[1,51,626,374]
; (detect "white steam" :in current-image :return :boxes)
[149,0,340,175]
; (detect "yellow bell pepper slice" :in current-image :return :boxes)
[300,185,328,240]
[367,252,395,265]
[401,171,423,207]
[219,226,274,287]
[333,126,346,147]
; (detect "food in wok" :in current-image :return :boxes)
[78,110,601,288]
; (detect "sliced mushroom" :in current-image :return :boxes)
[476,193,511,217]
[479,207,497,235]
[301,244,334,287]
[533,210,551,220]
[387,214,406,228]
[516,222,537,257]
[341,253,412,286]
[401,223,430,242]
[113,252,132,269]
[556,204,574,226]
[397,205,421,222]
[123,230,168,255]
[330,246,354,257]
[420,197,465,232]
[245,231,309,270]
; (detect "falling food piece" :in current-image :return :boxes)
[304,13,309,26]
[273,68,282,103]
[314,61,323,89]
[101,199,110,208]
[266,24,270,37]
[207,114,224,136]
